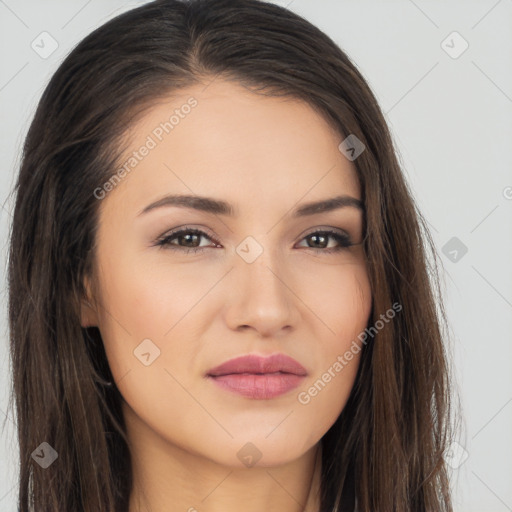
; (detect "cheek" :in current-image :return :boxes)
[93,251,219,393]
[298,257,372,342]
[294,262,371,435]
[93,257,206,434]
[98,249,216,339]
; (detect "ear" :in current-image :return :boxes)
[80,276,100,327]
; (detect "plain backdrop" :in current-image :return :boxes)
[1,1,511,511]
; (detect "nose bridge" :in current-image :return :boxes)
[235,233,286,297]
[226,233,298,334]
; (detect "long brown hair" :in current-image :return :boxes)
[6,0,457,510]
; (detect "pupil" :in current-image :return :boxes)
[183,234,198,246]
[311,234,326,248]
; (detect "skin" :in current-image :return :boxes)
[81,78,372,512]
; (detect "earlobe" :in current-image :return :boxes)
[80,299,99,327]
[80,277,99,327]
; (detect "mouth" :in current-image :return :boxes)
[206,353,307,400]
[207,352,308,377]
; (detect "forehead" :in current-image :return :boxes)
[101,79,361,219]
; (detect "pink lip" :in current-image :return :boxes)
[206,353,308,400]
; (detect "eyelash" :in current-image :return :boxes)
[153,226,355,255]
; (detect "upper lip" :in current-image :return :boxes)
[207,353,308,377]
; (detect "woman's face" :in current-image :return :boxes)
[82,79,372,467]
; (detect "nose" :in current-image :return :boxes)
[224,244,300,338]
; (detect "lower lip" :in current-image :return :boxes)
[208,372,305,399]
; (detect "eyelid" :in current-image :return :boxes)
[299,225,350,239]
[155,224,220,245]
[153,224,357,253]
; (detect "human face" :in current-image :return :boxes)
[82,79,372,468]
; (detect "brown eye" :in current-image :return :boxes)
[297,229,353,253]
[154,227,354,255]
[155,227,219,253]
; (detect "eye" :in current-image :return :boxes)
[153,226,355,254]
[154,226,220,254]
[296,229,354,253]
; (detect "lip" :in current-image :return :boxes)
[206,353,308,400]
[207,353,308,377]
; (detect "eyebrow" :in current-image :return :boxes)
[137,194,363,218]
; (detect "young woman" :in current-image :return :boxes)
[7,0,456,510]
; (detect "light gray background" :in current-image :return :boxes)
[1,1,511,511]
